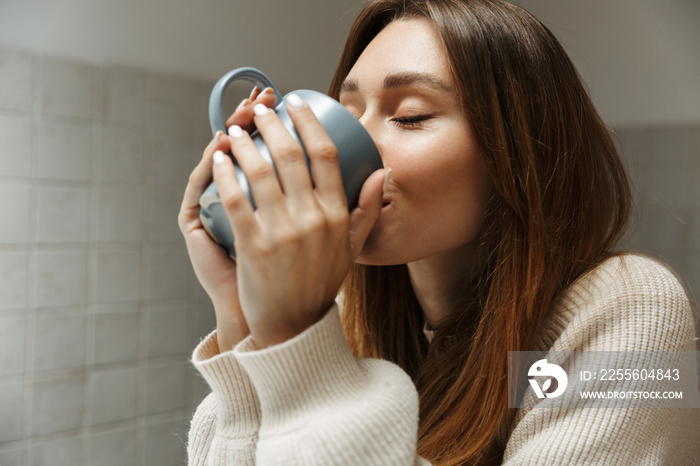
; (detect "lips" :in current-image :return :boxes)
[381,199,391,211]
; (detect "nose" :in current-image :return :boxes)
[360,122,385,169]
[357,112,382,154]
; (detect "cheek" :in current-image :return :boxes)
[394,135,487,207]
[393,141,490,245]
[413,156,490,240]
[418,135,490,213]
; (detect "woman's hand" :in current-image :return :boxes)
[178,87,276,352]
[213,94,387,348]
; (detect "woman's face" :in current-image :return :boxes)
[340,18,491,266]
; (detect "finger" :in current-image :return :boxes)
[251,102,314,202]
[225,87,277,133]
[224,86,259,129]
[211,149,258,239]
[285,94,346,208]
[249,86,262,101]
[253,87,277,107]
[227,124,286,216]
[179,131,229,233]
[225,99,254,132]
[348,169,388,259]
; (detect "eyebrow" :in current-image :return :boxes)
[339,71,452,95]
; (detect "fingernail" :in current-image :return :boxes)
[253,103,269,116]
[215,130,223,140]
[249,86,260,99]
[260,87,274,96]
[287,93,305,109]
[382,168,392,193]
[228,125,244,138]
[236,98,252,111]
[213,150,226,165]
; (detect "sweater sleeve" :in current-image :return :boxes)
[188,307,429,465]
[233,304,424,466]
[502,254,700,465]
[187,330,260,465]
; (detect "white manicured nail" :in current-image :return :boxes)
[235,98,251,111]
[228,125,243,138]
[253,103,269,116]
[213,150,226,165]
[287,93,305,109]
[382,168,392,192]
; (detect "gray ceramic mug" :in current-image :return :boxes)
[199,67,383,259]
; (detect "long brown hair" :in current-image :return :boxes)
[331,1,632,464]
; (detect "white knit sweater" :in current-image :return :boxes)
[187,254,699,465]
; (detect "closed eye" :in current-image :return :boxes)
[391,114,432,128]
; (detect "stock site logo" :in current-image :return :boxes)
[528,359,568,399]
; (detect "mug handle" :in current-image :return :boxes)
[208,67,284,137]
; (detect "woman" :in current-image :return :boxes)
[179,0,698,464]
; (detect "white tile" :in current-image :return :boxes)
[615,127,652,172]
[638,170,694,213]
[0,182,31,244]
[101,67,147,126]
[0,48,33,112]
[190,372,210,408]
[97,188,143,243]
[195,297,217,342]
[90,367,137,425]
[646,126,700,171]
[34,250,88,307]
[143,419,187,465]
[148,249,196,300]
[98,126,144,184]
[0,316,25,377]
[90,428,136,466]
[0,250,29,310]
[93,302,137,314]
[30,436,82,466]
[152,129,198,186]
[150,185,185,243]
[33,313,85,372]
[0,382,24,442]
[193,80,216,135]
[152,74,194,129]
[37,121,92,181]
[637,203,689,249]
[146,363,186,415]
[148,308,188,357]
[36,185,90,243]
[31,374,84,436]
[667,252,699,296]
[95,251,141,303]
[0,445,25,466]
[40,56,94,120]
[93,312,139,364]
[0,114,32,177]
[689,205,700,253]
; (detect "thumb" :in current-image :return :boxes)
[348,168,390,259]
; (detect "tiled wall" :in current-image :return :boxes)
[616,125,700,308]
[0,45,219,465]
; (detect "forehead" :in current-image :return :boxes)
[345,18,452,87]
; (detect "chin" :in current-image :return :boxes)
[355,244,391,266]
[355,241,411,267]
[355,216,416,266]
